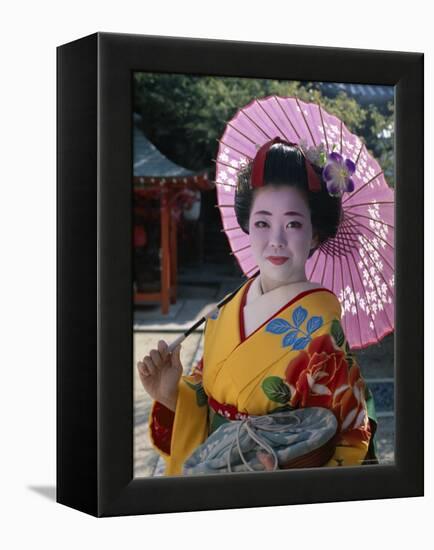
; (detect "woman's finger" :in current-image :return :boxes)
[138,361,149,377]
[157,340,169,361]
[170,345,182,370]
[149,349,162,368]
[139,367,150,379]
[143,356,157,377]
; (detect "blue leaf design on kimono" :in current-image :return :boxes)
[209,309,219,320]
[306,315,323,334]
[266,318,291,334]
[292,306,308,328]
[282,330,299,347]
[293,336,311,350]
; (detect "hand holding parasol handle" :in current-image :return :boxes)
[167,272,259,354]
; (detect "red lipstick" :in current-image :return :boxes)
[266,256,289,265]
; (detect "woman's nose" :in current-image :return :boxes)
[269,228,287,248]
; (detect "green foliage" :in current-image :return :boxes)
[362,101,395,187]
[134,73,394,185]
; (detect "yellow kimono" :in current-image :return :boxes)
[149,279,376,476]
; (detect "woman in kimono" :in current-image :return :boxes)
[137,140,378,476]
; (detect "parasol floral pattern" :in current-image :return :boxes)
[215,95,395,349]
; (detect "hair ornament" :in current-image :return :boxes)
[299,140,356,198]
[251,137,322,193]
[251,137,355,199]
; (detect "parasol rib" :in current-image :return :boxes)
[295,97,317,146]
[213,180,237,189]
[341,231,386,345]
[321,225,359,256]
[221,226,242,232]
[318,102,330,153]
[307,244,323,280]
[230,244,251,256]
[343,171,384,204]
[343,221,395,275]
[343,218,395,314]
[240,107,273,140]
[319,216,360,257]
[345,200,394,210]
[340,233,377,348]
[227,121,259,146]
[319,236,330,286]
[273,96,301,140]
[341,220,394,329]
[331,253,336,297]
[334,220,374,343]
[213,158,243,173]
[342,216,395,257]
[218,139,254,161]
[255,99,292,142]
[354,142,365,167]
[345,212,394,230]
[337,241,355,345]
[246,265,258,277]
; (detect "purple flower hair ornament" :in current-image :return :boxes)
[322,152,356,197]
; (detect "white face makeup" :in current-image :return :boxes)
[248,185,318,293]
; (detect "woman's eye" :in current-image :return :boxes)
[254,220,269,229]
[286,221,302,229]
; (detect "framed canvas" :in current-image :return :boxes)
[57,32,424,517]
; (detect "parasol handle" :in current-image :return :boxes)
[167,271,259,354]
[167,333,187,354]
[166,307,218,354]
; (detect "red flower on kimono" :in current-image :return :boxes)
[332,363,370,442]
[284,334,349,410]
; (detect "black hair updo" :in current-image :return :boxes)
[234,143,343,257]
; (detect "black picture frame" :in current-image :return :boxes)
[57,32,424,517]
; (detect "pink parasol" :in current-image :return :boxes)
[215,95,394,350]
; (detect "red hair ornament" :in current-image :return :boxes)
[250,137,322,193]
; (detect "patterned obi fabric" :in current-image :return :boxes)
[207,396,301,436]
[184,406,339,474]
[208,396,248,420]
[207,396,299,436]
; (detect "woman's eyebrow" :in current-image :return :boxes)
[252,210,304,217]
[253,210,272,216]
[284,211,304,217]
